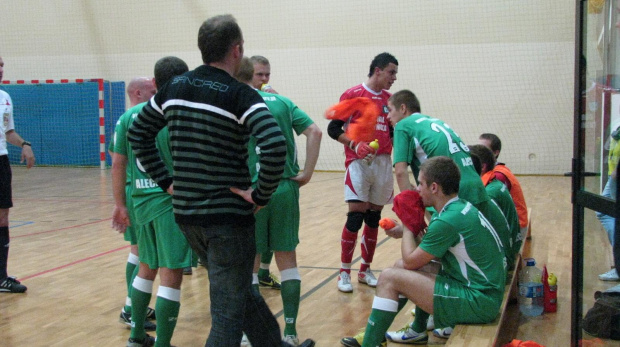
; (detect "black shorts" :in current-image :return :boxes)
[0,155,12,209]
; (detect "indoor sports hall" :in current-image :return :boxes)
[0,1,618,346]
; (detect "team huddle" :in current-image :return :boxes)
[102,14,527,347]
[326,55,526,347]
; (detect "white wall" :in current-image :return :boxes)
[0,0,577,174]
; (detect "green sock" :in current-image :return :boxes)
[154,287,181,347]
[130,277,153,341]
[260,250,274,268]
[281,279,301,336]
[411,306,430,333]
[125,264,139,314]
[361,299,398,347]
[398,296,408,311]
[258,251,274,279]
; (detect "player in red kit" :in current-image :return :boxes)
[327,52,398,292]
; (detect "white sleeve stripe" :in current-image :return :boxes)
[240,103,269,125]
[160,99,267,125]
[149,96,163,114]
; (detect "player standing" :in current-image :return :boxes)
[327,52,398,293]
[110,77,157,331]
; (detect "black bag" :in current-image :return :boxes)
[583,290,620,340]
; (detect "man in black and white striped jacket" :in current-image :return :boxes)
[127,14,294,347]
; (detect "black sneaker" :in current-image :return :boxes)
[145,306,156,320]
[183,266,193,275]
[0,276,27,293]
[282,337,316,347]
[119,309,157,331]
[258,273,281,289]
[126,334,155,347]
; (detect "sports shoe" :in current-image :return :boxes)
[120,309,157,331]
[338,271,353,293]
[183,266,193,275]
[145,306,156,320]
[385,325,428,344]
[240,333,252,347]
[258,273,281,289]
[599,268,620,281]
[284,335,299,346]
[0,276,27,293]
[341,329,386,347]
[426,315,434,330]
[296,339,316,347]
[126,333,155,347]
[432,327,453,339]
[358,269,378,287]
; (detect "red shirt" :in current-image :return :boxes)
[340,83,392,167]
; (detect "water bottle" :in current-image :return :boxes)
[518,258,544,316]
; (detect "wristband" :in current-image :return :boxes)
[21,141,31,147]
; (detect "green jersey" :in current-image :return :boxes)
[248,91,314,182]
[111,105,141,227]
[114,102,173,225]
[420,198,506,297]
[393,113,487,205]
[486,179,521,267]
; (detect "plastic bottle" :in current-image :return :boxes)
[518,258,544,316]
[545,271,558,313]
[364,139,379,165]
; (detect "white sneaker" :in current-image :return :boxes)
[599,268,620,281]
[338,271,353,292]
[385,326,428,344]
[432,327,453,339]
[283,335,299,346]
[240,333,252,347]
[426,315,435,331]
[358,269,378,287]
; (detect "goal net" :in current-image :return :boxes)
[0,79,125,168]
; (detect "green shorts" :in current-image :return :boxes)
[124,224,139,245]
[137,208,193,270]
[432,275,503,328]
[255,179,299,253]
[124,194,139,245]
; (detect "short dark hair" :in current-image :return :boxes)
[479,133,502,155]
[368,52,398,77]
[154,56,189,89]
[470,153,482,176]
[198,14,243,64]
[389,90,421,114]
[419,156,460,195]
[250,55,269,66]
[468,144,496,174]
[235,56,254,84]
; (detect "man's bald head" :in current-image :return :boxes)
[127,77,156,107]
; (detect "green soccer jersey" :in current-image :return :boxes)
[111,105,143,226]
[248,91,314,182]
[420,198,506,297]
[114,102,173,225]
[393,113,487,205]
[486,179,521,268]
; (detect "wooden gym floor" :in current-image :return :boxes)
[0,167,617,346]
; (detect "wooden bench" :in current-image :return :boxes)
[445,207,532,347]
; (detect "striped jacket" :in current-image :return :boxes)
[127,65,286,227]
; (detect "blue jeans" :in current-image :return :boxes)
[179,223,282,347]
[596,178,617,246]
